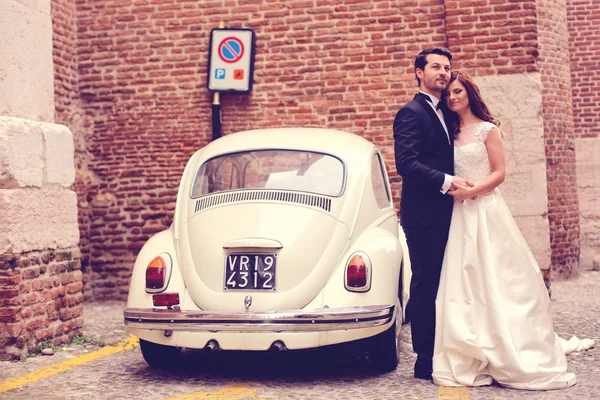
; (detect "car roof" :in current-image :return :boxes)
[199,127,376,161]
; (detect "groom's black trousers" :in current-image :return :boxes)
[404,220,451,359]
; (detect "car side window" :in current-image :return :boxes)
[371,153,391,209]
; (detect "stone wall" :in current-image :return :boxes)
[0,0,55,122]
[575,138,600,270]
[0,117,81,360]
[0,0,82,358]
[474,73,551,272]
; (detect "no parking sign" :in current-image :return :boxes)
[208,28,255,93]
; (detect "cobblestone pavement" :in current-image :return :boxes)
[1,271,598,400]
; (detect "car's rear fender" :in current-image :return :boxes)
[126,228,186,309]
[320,221,403,312]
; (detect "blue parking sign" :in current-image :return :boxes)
[215,68,226,79]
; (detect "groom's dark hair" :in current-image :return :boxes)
[414,47,452,86]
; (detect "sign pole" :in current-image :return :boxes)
[212,92,221,141]
[211,21,225,141]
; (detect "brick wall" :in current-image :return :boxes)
[537,0,580,279]
[49,0,591,297]
[52,0,95,298]
[72,0,448,299]
[444,0,538,75]
[567,0,600,140]
[0,248,83,360]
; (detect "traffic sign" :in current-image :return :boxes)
[208,28,255,93]
[218,37,244,63]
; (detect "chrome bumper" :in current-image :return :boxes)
[123,305,394,332]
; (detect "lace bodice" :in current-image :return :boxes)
[454,121,496,183]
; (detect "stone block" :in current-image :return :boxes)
[41,123,75,187]
[0,117,44,188]
[500,164,549,217]
[0,116,75,189]
[475,73,543,119]
[473,73,551,271]
[575,137,600,271]
[0,187,79,253]
[0,0,54,122]
[513,215,552,271]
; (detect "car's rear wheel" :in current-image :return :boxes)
[139,339,181,368]
[369,317,400,373]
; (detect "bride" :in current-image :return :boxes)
[432,71,594,390]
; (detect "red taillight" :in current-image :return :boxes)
[146,256,167,289]
[346,254,368,288]
[152,292,180,307]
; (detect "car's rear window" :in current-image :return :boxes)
[191,150,345,198]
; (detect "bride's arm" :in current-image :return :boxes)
[470,127,505,197]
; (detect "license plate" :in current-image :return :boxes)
[224,253,276,290]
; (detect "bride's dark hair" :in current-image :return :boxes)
[444,71,500,138]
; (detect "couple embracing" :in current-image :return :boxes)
[393,47,594,390]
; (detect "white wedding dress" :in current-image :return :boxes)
[432,121,594,390]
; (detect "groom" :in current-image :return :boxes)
[393,47,471,380]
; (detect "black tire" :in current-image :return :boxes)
[369,319,400,373]
[139,339,181,369]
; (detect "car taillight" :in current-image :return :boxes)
[146,255,167,290]
[345,252,371,292]
[153,292,180,307]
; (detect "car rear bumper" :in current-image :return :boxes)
[123,304,394,332]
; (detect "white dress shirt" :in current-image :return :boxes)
[418,91,453,194]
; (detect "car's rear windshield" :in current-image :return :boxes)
[191,149,345,198]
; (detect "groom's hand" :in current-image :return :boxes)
[449,176,474,191]
[448,176,477,201]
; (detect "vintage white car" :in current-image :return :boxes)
[124,127,411,372]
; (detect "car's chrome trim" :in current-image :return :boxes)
[223,237,283,249]
[124,305,394,332]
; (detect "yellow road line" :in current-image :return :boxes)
[166,382,265,400]
[0,336,139,393]
[439,385,470,400]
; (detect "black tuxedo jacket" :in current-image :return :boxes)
[393,93,454,227]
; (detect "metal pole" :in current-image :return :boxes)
[212,92,221,141]
[211,21,225,141]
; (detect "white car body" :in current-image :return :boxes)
[124,127,411,370]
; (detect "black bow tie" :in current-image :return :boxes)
[420,93,441,110]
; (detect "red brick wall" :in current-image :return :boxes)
[49,0,589,297]
[538,0,580,279]
[567,0,600,140]
[444,0,538,75]
[0,249,83,360]
[74,0,448,299]
[52,0,94,298]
